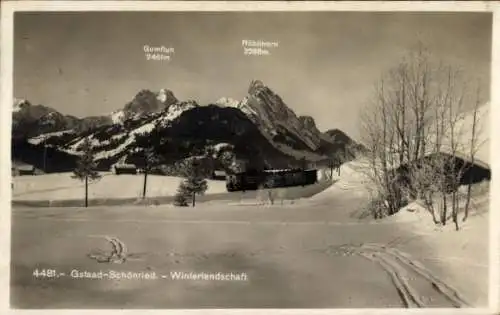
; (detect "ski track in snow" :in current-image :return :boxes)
[326,243,471,308]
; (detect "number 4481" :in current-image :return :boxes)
[33,268,57,278]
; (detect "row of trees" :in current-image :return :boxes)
[72,136,210,208]
[359,43,485,230]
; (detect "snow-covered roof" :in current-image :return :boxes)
[418,103,490,168]
[113,163,137,169]
[16,164,35,171]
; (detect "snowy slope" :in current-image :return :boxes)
[94,122,157,160]
[156,101,197,127]
[384,181,490,307]
[28,130,74,145]
[52,101,196,161]
[312,158,372,200]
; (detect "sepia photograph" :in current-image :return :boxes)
[2,1,498,312]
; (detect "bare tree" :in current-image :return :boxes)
[426,68,483,230]
[134,129,166,199]
[141,147,160,199]
[463,85,484,222]
[359,42,484,225]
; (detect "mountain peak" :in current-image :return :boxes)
[248,79,266,95]
[238,81,322,151]
[13,98,31,112]
[323,128,351,144]
[298,116,317,129]
[124,89,179,115]
[157,88,178,106]
[325,128,347,137]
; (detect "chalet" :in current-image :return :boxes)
[226,168,318,192]
[13,164,36,176]
[112,163,138,175]
[212,170,227,180]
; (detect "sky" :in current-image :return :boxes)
[14,11,492,141]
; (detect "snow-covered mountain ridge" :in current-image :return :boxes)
[13,81,363,173]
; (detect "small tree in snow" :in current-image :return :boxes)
[72,137,102,208]
[174,159,208,207]
[173,182,189,207]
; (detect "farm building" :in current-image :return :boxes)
[211,170,227,180]
[111,163,138,175]
[12,164,36,176]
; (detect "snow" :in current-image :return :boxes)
[28,130,73,145]
[94,121,156,160]
[157,89,169,103]
[98,139,110,146]
[12,173,228,201]
[110,110,125,124]
[50,102,195,160]
[158,102,196,126]
[312,158,372,200]
[67,134,102,153]
[238,97,259,117]
[111,133,125,141]
[132,121,157,134]
[382,186,489,307]
[263,169,293,173]
[68,137,86,152]
[215,97,240,108]
[311,153,490,307]
[90,136,101,146]
[212,143,232,151]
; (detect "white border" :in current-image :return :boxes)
[1,1,498,315]
[489,4,500,314]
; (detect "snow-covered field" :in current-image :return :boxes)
[312,158,372,200]
[12,173,227,201]
[12,169,335,204]
[11,153,491,308]
[309,155,490,307]
[386,190,489,306]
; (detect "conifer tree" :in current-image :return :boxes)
[174,158,208,207]
[72,137,101,207]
